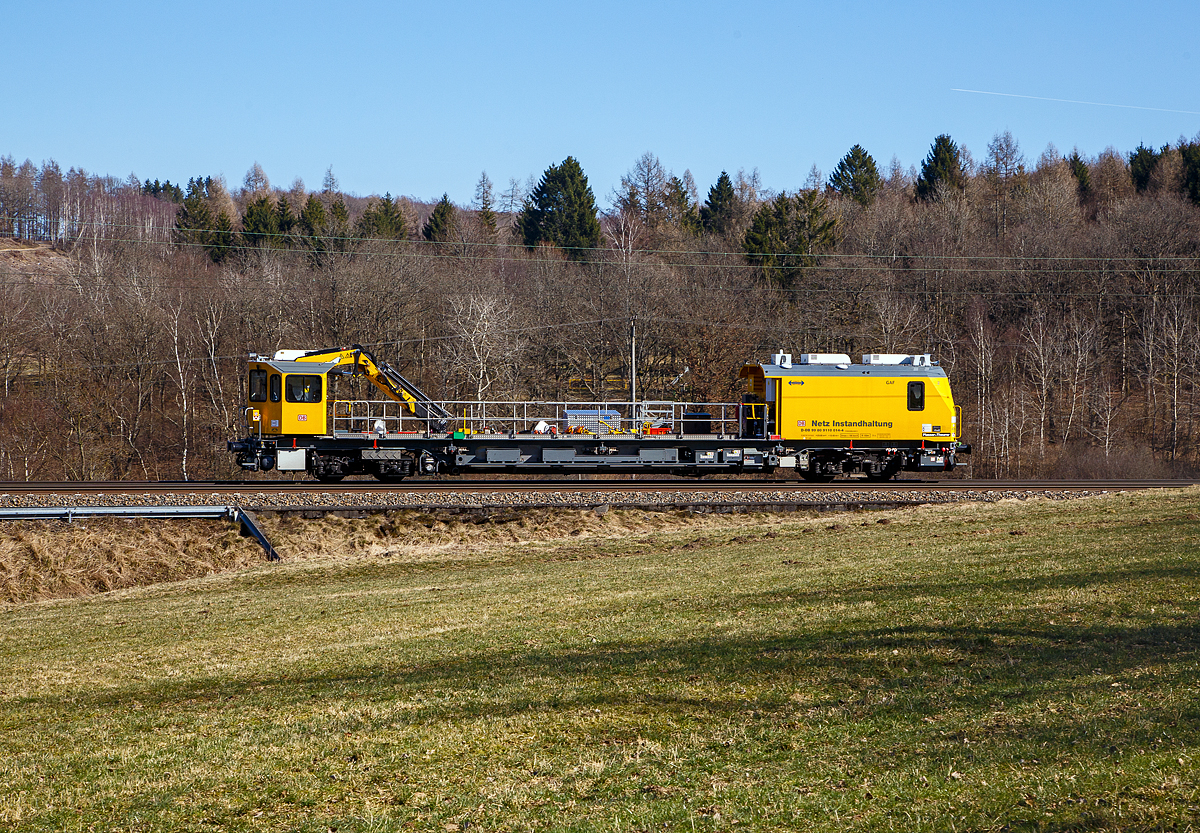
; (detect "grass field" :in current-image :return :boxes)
[2,492,1199,831]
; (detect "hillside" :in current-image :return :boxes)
[0,239,72,278]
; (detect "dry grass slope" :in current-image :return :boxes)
[0,519,258,603]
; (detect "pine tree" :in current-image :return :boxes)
[518,157,601,259]
[275,195,295,237]
[828,145,882,207]
[329,195,350,233]
[665,175,702,236]
[1129,143,1162,193]
[1181,141,1200,205]
[1068,150,1092,203]
[742,195,790,279]
[176,179,214,250]
[210,211,235,262]
[423,194,457,242]
[357,193,407,240]
[791,190,838,262]
[915,135,966,202]
[474,172,497,238]
[300,194,327,237]
[742,191,837,288]
[298,194,328,263]
[144,179,184,203]
[241,195,280,248]
[700,171,738,236]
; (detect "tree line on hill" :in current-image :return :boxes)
[0,130,1198,481]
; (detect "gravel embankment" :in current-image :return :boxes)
[0,486,1113,511]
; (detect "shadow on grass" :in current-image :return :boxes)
[13,545,1200,759]
[753,560,1199,607]
[26,610,1200,752]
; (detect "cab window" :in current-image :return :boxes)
[269,373,282,403]
[249,370,268,402]
[285,374,323,404]
[907,381,925,411]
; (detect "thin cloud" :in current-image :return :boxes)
[951,88,1200,116]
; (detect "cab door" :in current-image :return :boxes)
[281,373,327,434]
[247,364,285,435]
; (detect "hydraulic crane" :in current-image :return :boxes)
[284,344,453,433]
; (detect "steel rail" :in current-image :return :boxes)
[0,478,1195,494]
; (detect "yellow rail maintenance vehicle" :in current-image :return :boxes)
[739,351,967,480]
[229,345,968,481]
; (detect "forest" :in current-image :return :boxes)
[0,131,1198,481]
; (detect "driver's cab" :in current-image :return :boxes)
[245,356,340,436]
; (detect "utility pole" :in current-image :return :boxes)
[630,322,637,406]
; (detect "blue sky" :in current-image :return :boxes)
[9,1,1199,207]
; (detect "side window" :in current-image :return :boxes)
[907,380,925,411]
[269,373,282,403]
[285,374,323,404]
[249,370,268,402]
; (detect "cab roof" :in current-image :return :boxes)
[740,361,947,379]
[250,358,342,375]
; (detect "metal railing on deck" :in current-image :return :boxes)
[330,399,745,437]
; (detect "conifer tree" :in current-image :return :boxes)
[210,211,235,262]
[792,190,838,261]
[665,175,702,235]
[357,193,407,240]
[328,195,350,234]
[275,195,295,237]
[474,172,497,238]
[1181,141,1200,205]
[700,171,738,236]
[742,190,837,288]
[145,179,184,203]
[518,157,601,259]
[241,195,280,248]
[299,194,327,238]
[1129,143,1162,193]
[915,135,966,201]
[1068,150,1092,203]
[742,195,790,278]
[423,194,456,242]
[175,179,214,250]
[828,145,882,207]
[298,194,328,263]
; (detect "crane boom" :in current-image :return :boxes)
[290,344,452,432]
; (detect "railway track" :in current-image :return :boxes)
[0,478,1194,496]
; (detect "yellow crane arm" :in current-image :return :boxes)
[292,345,452,431]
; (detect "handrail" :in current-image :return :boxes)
[328,397,744,436]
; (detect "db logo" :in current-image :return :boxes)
[797,420,806,427]
[297,414,308,422]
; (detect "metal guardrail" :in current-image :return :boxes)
[0,505,279,561]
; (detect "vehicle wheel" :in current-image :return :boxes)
[864,458,902,481]
[375,473,406,483]
[315,473,346,483]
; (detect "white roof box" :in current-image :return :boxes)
[862,353,934,366]
[798,353,852,365]
[273,349,315,361]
